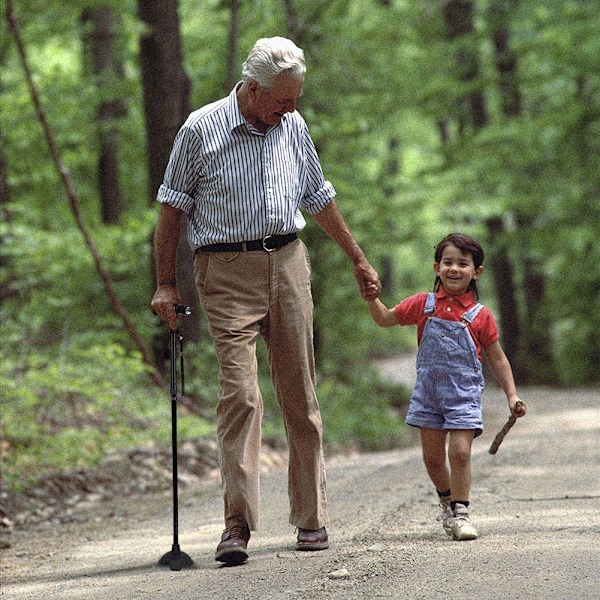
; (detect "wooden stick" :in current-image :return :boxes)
[489,401,524,455]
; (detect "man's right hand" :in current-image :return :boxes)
[151,284,182,330]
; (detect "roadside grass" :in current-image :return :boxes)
[1,342,410,493]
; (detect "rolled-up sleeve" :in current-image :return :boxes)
[157,125,203,214]
[300,126,336,215]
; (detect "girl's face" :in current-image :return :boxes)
[434,243,483,296]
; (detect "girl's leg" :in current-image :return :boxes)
[447,429,475,504]
[420,427,450,493]
[447,429,478,540]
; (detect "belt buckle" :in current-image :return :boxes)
[262,235,275,252]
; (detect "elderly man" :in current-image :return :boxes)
[151,36,380,566]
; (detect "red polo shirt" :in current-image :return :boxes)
[394,288,499,361]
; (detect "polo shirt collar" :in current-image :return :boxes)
[436,287,476,308]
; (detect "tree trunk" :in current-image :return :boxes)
[489,0,521,118]
[81,6,125,225]
[138,0,190,200]
[485,217,521,377]
[442,0,489,130]
[489,0,554,382]
[137,0,199,346]
[515,213,553,382]
[226,0,240,91]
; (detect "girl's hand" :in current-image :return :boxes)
[363,280,381,301]
[510,399,527,418]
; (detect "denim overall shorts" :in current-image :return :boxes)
[406,293,485,437]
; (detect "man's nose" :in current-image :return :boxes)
[283,99,296,113]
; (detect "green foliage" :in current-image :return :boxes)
[0,341,214,488]
[1,210,158,348]
[318,369,411,452]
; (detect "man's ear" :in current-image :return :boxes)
[247,79,259,98]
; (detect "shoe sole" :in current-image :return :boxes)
[215,547,249,565]
[295,541,329,551]
[452,530,478,541]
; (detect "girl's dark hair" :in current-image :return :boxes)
[433,233,485,300]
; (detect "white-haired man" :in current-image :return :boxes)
[152,36,381,566]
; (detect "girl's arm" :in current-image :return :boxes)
[484,340,526,417]
[368,298,398,328]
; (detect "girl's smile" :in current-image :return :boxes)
[434,243,483,296]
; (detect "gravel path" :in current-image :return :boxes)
[1,380,598,599]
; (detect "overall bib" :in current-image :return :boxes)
[406,293,485,437]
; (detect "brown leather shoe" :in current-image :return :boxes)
[215,516,250,566]
[295,526,329,551]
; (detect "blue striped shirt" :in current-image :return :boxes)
[157,84,336,248]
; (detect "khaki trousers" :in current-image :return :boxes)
[194,239,328,531]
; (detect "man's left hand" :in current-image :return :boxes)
[354,261,381,301]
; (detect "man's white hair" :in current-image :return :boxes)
[242,37,306,89]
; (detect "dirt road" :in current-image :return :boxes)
[1,384,599,600]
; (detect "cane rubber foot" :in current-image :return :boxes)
[159,546,194,571]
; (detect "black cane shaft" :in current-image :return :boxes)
[170,329,180,545]
[159,312,192,569]
[171,396,179,544]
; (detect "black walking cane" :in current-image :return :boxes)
[159,304,194,571]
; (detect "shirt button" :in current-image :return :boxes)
[447,307,452,312]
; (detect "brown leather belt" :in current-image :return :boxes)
[198,233,298,253]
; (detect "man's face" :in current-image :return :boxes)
[248,73,304,128]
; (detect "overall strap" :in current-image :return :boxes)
[462,303,484,325]
[424,292,437,315]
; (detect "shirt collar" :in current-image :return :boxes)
[226,81,288,134]
[227,83,247,132]
[436,287,477,308]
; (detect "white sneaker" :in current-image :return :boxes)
[449,505,478,541]
[436,500,453,536]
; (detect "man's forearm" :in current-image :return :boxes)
[154,204,183,286]
[312,200,365,264]
[312,199,380,300]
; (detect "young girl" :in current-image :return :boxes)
[367,233,526,540]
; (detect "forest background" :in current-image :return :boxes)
[1,0,599,493]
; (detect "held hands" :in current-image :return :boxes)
[353,259,381,301]
[151,284,182,330]
[364,281,381,301]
